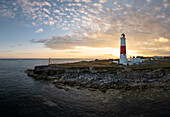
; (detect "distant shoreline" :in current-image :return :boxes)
[0,58,94,61]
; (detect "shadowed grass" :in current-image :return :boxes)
[49,60,170,72]
[57,60,120,67]
[130,61,170,70]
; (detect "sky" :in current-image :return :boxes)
[0,0,169,59]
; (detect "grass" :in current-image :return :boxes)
[53,59,170,71]
[57,60,119,67]
[130,61,170,70]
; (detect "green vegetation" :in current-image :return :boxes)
[129,60,170,70]
[52,59,170,71]
[58,60,119,67]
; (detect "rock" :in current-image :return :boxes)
[55,84,63,89]
[64,87,70,91]
[26,62,170,92]
[88,88,97,91]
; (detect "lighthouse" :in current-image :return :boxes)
[120,33,127,64]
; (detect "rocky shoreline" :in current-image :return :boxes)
[26,60,170,92]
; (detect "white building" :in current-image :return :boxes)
[127,57,147,65]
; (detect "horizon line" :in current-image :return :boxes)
[0,56,169,60]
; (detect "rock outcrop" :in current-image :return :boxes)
[26,61,170,92]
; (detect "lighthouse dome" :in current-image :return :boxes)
[121,33,125,37]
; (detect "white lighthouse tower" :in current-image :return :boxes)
[120,33,127,64]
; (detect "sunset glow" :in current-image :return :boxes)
[0,0,169,58]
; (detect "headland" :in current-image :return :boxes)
[26,59,170,92]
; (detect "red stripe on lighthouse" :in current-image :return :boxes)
[120,46,126,54]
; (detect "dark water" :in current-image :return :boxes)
[0,59,169,117]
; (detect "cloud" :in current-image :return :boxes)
[0,3,15,18]
[125,4,132,8]
[31,33,116,50]
[35,28,43,33]
[93,3,102,8]
[32,0,170,56]
[53,9,60,13]
[65,51,83,53]
[146,0,151,3]
[0,0,105,30]
[0,0,169,32]
[11,43,23,48]
[163,3,169,8]
[0,0,169,56]
[99,0,107,3]
[43,8,51,14]
[0,50,13,53]
[75,0,91,3]
[31,6,170,55]
[43,1,51,7]
[49,21,55,26]
[154,37,169,42]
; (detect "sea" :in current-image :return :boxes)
[0,59,169,117]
